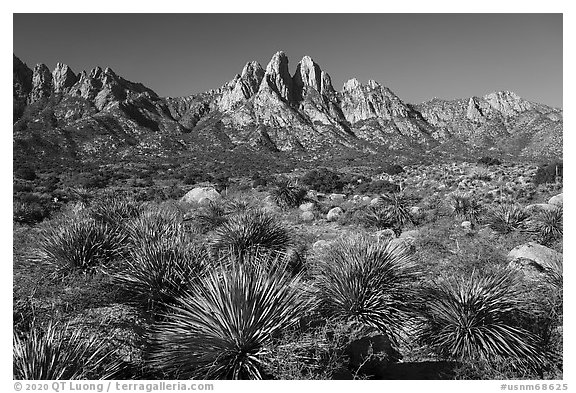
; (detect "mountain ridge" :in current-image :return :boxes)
[13,52,562,168]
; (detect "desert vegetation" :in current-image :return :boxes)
[13,159,563,380]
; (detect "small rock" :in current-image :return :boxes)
[180,187,221,204]
[299,202,315,211]
[327,207,343,222]
[312,240,331,252]
[548,193,563,207]
[362,196,372,202]
[461,221,472,230]
[399,229,419,239]
[329,193,346,202]
[375,228,396,239]
[370,197,381,206]
[507,242,562,271]
[301,211,315,222]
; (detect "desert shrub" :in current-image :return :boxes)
[211,210,293,257]
[15,166,38,181]
[147,253,312,379]
[13,321,121,380]
[534,161,562,185]
[525,207,563,246]
[381,164,405,175]
[313,235,420,344]
[485,203,530,234]
[417,270,544,369]
[478,156,501,166]
[73,172,110,189]
[113,234,206,314]
[36,217,126,275]
[448,193,483,224]
[13,200,50,224]
[355,179,400,195]
[269,179,308,209]
[300,168,344,193]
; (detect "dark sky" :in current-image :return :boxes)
[13,13,562,107]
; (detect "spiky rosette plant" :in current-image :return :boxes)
[13,321,121,380]
[312,235,420,343]
[113,234,207,314]
[485,203,530,234]
[211,209,293,258]
[269,179,307,209]
[90,195,142,232]
[379,193,417,227]
[126,208,183,248]
[526,207,563,246]
[188,201,229,234]
[147,252,313,379]
[36,217,126,275]
[449,193,483,224]
[417,270,544,368]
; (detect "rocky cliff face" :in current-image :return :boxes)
[13,51,562,164]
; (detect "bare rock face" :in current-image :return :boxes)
[292,55,322,101]
[219,61,264,111]
[259,51,293,102]
[483,90,532,116]
[466,97,484,122]
[29,63,53,103]
[13,55,33,117]
[52,63,78,94]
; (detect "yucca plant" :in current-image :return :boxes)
[147,252,313,379]
[113,234,207,314]
[526,207,563,246]
[417,270,544,368]
[313,235,420,344]
[90,196,142,232]
[378,193,417,227]
[358,205,398,232]
[269,179,308,209]
[211,209,293,257]
[13,321,121,380]
[485,203,530,234]
[126,208,183,248]
[36,217,126,275]
[187,201,229,234]
[449,193,483,224]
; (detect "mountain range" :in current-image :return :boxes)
[13,51,563,169]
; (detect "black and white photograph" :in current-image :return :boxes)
[9,7,568,388]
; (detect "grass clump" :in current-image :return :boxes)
[13,321,120,380]
[147,252,313,379]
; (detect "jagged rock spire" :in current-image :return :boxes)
[259,51,293,102]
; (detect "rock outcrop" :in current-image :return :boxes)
[52,63,78,94]
[29,63,53,103]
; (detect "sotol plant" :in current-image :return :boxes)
[417,270,544,368]
[449,193,483,224]
[485,203,530,234]
[526,207,563,246]
[269,179,307,209]
[13,322,121,380]
[211,209,293,257]
[313,235,420,343]
[147,252,313,379]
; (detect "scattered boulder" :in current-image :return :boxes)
[548,193,563,206]
[327,207,344,222]
[507,242,562,272]
[362,196,372,203]
[197,197,212,206]
[370,197,381,206]
[375,228,396,240]
[180,187,221,204]
[301,211,315,222]
[399,229,419,239]
[525,203,559,214]
[461,221,472,230]
[329,193,346,202]
[299,202,315,212]
[410,206,421,215]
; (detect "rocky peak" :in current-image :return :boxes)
[29,63,53,103]
[466,96,484,122]
[259,51,293,102]
[320,71,335,96]
[342,78,361,92]
[292,55,322,101]
[52,63,78,94]
[219,61,264,111]
[483,90,532,116]
[13,55,33,98]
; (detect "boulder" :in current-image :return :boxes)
[362,196,372,203]
[180,187,221,204]
[507,242,562,271]
[375,228,396,240]
[344,332,402,378]
[301,211,315,222]
[197,197,212,206]
[461,221,472,230]
[399,229,419,239]
[312,240,331,253]
[525,203,559,214]
[370,197,381,206]
[389,237,416,254]
[329,193,346,202]
[299,202,315,212]
[327,207,343,222]
[548,193,563,207]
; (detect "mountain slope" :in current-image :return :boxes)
[13,52,563,168]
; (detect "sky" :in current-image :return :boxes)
[13,13,562,107]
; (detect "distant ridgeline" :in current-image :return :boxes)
[13,52,562,169]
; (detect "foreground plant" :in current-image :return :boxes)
[485,203,530,234]
[526,207,563,246]
[313,235,420,343]
[113,234,207,314]
[147,252,313,379]
[13,321,120,379]
[37,217,125,275]
[126,207,183,248]
[418,270,543,368]
[211,209,293,257]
